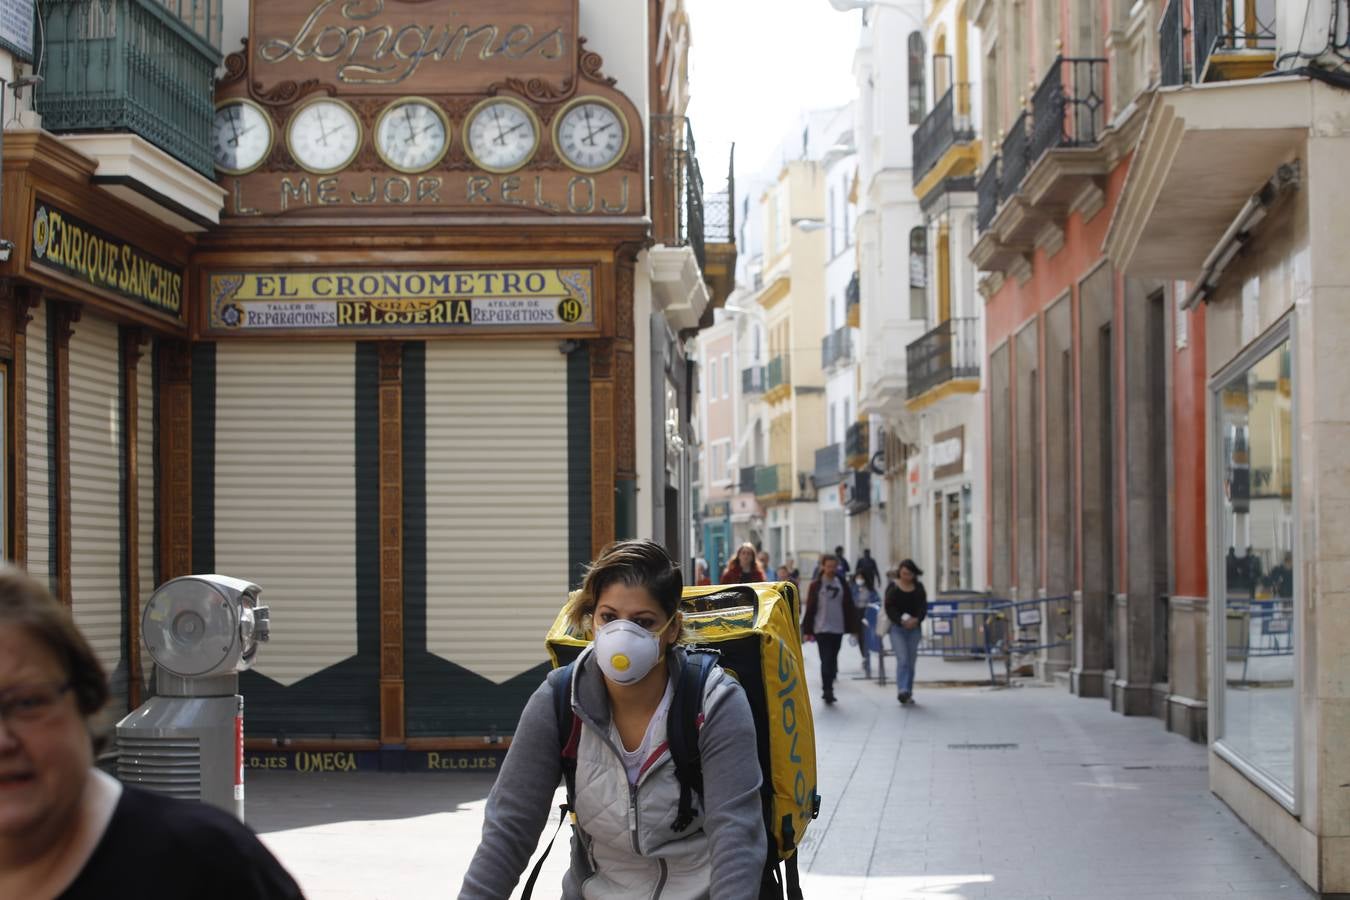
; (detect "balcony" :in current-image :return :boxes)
[754,464,792,504]
[972,56,1118,279]
[906,318,981,404]
[742,365,766,395]
[843,470,871,515]
[1194,0,1277,83]
[912,85,978,199]
[845,271,860,327]
[765,354,791,403]
[821,326,853,371]
[650,115,714,330]
[1160,0,1186,87]
[739,466,757,494]
[36,0,223,178]
[814,444,844,488]
[845,421,869,470]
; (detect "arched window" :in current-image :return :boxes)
[908,32,926,124]
[909,226,927,320]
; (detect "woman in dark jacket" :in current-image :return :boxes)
[884,559,928,705]
[720,543,765,584]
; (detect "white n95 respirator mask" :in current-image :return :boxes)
[594,619,668,685]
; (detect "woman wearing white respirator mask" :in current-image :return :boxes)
[460,540,766,900]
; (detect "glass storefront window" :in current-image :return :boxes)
[1214,334,1296,802]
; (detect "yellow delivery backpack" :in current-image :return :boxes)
[545,581,819,899]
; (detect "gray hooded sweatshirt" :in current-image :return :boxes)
[459,646,767,900]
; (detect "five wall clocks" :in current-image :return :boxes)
[247,95,628,178]
[287,98,362,175]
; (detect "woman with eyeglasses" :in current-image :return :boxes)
[0,565,303,899]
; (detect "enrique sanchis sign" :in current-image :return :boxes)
[30,202,184,318]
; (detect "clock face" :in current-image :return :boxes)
[554,99,628,173]
[375,99,449,174]
[213,100,273,175]
[286,99,361,175]
[464,99,539,174]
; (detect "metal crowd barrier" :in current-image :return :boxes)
[1224,595,1295,683]
[870,593,1073,687]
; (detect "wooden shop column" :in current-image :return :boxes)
[378,342,405,744]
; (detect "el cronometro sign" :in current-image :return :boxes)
[207,268,594,334]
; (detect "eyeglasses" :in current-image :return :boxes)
[0,682,74,728]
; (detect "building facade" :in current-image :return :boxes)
[904,0,988,595]
[1104,0,1350,889]
[0,0,730,767]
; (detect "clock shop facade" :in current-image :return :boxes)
[190,0,653,757]
[0,0,715,767]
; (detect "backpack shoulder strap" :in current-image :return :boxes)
[667,649,719,833]
[548,662,582,811]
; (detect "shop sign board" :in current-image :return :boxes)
[907,457,922,506]
[0,0,33,61]
[930,426,965,480]
[246,749,504,772]
[251,0,578,96]
[30,201,184,320]
[206,267,595,334]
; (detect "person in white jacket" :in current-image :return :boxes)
[459,540,767,900]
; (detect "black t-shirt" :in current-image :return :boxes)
[60,785,304,899]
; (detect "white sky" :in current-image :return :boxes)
[684,0,861,190]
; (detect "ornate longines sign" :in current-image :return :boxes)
[205,267,595,334]
[30,201,184,318]
[214,0,642,219]
[252,0,577,94]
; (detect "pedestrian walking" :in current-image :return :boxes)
[885,560,928,705]
[756,551,772,581]
[802,554,860,705]
[834,546,851,578]
[855,548,880,593]
[460,540,766,899]
[720,543,765,584]
[694,559,712,586]
[852,573,879,679]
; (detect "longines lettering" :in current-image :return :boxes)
[258,0,567,85]
[260,174,630,214]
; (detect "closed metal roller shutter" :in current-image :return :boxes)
[68,315,127,713]
[26,305,51,586]
[216,343,375,738]
[137,344,156,693]
[423,342,568,684]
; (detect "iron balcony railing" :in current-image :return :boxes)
[36,0,223,177]
[705,145,736,245]
[767,355,790,391]
[845,421,869,467]
[742,365,766,395]
[976,157,999,233]
[814,444,844,488]
[844,470,871,514]
[739,465,757,494]
[653,115,707,269]
[912,84,976,186]
[906,317,981,400]
[998,112,1030,203]
[845,271,860,313]
[821,326,853,370]
[1029,57,1107,165]
[1160,0,1186,87]
[1194,0,1277,81]
[754,464,791,500]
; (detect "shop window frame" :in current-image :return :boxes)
[1207,312,1301,815]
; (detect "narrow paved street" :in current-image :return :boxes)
[249,649,1311,899]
